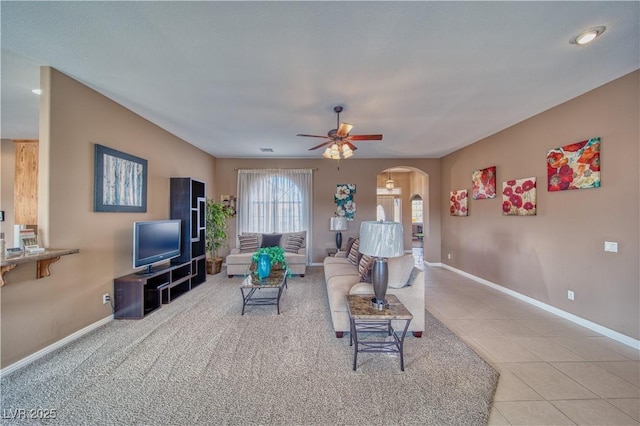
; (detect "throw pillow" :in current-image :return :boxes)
[358,254,373,283]
[387,254,415,288]
[238,234,259,253]
[284,233,305,253]
[261,233,282,248]
[347,238,359,265]
[344,237,356,256]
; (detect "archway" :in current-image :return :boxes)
[375,166,429,264]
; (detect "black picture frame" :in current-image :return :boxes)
[94,144,147,212]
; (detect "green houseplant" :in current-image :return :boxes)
[251,246,288,275]
[205,199,233,274]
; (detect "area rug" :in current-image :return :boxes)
[1,266,498,425]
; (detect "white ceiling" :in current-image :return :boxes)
[1,2,638,159]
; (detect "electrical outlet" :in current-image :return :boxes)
[604,241,618,253]
[567,290,575,301]
[102,293,111,304]
[447,253,451,260]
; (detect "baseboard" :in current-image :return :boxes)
[439,263,640,351]
[0,315,114,377]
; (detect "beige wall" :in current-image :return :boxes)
[441,70,640,340]
[213,159,441,264]
[1,68,217,367]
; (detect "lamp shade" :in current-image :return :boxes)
[330,216,348,231]
[359,221,404,258]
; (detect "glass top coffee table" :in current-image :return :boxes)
[346,294,413,371]
[239,269,288,315]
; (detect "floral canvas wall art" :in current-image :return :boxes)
[335,183,357,221]
[547,137,601,191]
[472,166,496,199]
[502,177,536,216]
[450,190,468,216]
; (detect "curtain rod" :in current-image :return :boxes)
[234,167,319,171]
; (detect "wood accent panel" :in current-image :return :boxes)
[13,140,38,225]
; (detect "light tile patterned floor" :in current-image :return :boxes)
[421,264,640,426]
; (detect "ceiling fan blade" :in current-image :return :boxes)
[336,122,353,137]
[308,141,331,151]
[349,134,383,141]
[297,133,329,139]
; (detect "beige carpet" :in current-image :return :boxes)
[1,266,498,425]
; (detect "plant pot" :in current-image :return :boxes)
[207,258,223,275]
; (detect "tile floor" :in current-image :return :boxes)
[421,264,639,425]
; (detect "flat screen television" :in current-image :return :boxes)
[133,219,181,274]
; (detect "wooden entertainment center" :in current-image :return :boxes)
[114,177,207,319]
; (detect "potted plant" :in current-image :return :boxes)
[250,246,288,278]
[205,199,233,274]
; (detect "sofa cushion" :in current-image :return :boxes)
[283,232,305,253]
[324,262,359,282]
[261,233,282,248]
[387,254,415,288]
[358,254,373,283]
[349,282,375,295]
[346,238,359,265]
[238,234,259,253]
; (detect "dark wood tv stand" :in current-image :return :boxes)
[114,261,193,319]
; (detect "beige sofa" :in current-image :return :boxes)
[226,231,307,277]
[323,250,425,338]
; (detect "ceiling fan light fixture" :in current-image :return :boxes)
[570,26,606,45]
[299,105,382,161]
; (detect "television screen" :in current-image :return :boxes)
[133,220,181,274]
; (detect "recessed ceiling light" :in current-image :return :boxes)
[570,26,606,45]
[32,89,42,95]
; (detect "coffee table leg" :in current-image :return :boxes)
[276,286,284,315]
[351,318,358,371]
[398,318,411,371]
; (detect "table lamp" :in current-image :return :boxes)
[359,221,404,308]
[330,216,348,251]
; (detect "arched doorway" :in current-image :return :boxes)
[376,167,428,266]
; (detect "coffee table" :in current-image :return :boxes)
[346,294,413,371]
[239,269,288,315]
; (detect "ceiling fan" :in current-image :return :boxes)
[297,106,383,159]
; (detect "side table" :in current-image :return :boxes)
[346,294,413,371]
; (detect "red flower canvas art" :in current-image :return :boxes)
[547,137,601,191]
[502,177,536,216]
[450,190,468,216]
[472,166,496,199]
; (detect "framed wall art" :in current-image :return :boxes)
[502,177,536,216]
[472,166,496,199]
[94,144,147,212]
[547,137,601,191]
[450,190,468,216]
[335,184,356,221]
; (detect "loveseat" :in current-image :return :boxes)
[226,231,307,277]
[323,238,425,338]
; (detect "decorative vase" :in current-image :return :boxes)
[257,253,272,279]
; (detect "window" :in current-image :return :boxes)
[237,169,313,262]
[247,175,303,232]
[411,195,423,224]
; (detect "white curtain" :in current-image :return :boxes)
[237,169,313,264]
